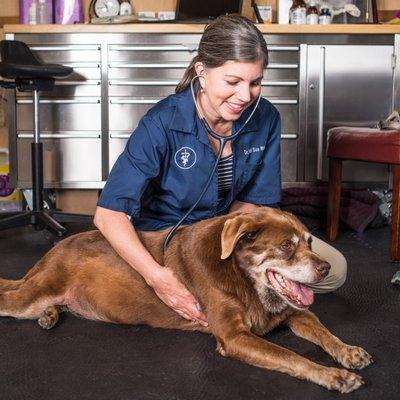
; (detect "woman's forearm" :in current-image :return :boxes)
[93,206,162,285]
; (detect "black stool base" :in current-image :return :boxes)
[0,211,93,238]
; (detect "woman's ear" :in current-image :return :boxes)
[194,61,206,92]
[194,61,205,77]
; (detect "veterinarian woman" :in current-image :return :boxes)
[94,15,347,327]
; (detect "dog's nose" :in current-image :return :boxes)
[315,261,330,278]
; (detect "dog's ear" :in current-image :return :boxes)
[221,214,256,259]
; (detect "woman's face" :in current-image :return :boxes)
[195,60,264,125]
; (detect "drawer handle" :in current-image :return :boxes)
[17,98,101,104]
[317,46,326,181]
[110,133,131,139]
[281,133,298,139]
[63,63,101,68]
[109,44,197,52]
[109,80,179,86]
[108,62,189,69]
[18,132,101,139]
[269,99,298,105]
[109,99,160,104]
[262,80,298,86]
[267,46,300,52]
[267,63,299,69]
[54,80,101,86]
[30,45,101,51]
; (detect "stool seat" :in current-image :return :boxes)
[0,40,72,79]
[327,127,400,165]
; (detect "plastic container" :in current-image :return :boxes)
[54,0,84,24]
[20,0,53,24]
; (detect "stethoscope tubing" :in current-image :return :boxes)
[162,75,262,253]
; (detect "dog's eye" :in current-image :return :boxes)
[245,231,258,240]
[280,240,293,250]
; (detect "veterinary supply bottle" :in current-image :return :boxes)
[120,0,132,15]
[306,1,319,24]
[319,6,332,24]
[38,0,49,23]
[290,0,306,24]
[28,0,38,24]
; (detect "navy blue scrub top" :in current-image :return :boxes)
[98,88,282,231]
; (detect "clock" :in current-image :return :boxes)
[90,0,120,18]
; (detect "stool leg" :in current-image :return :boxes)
[391,164,400,262]
[327,157,342,241]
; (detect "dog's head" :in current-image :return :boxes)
[220,207,330,311]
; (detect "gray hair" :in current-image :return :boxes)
[175,14,268,93]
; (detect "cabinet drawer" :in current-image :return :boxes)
[108,44,198,63]
[30,44,101,64]
[109,101,152,131]
[108,80,298,98]
[16,99,101,131]
[281,136,298,182]
[17,81,101,98]
[109,135,130,171]
[17,136,102,186]
[268,102,299,134]
[108,98,298,133]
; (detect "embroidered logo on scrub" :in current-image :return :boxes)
[175,147,197,169]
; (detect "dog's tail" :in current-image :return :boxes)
[0,277,23,292]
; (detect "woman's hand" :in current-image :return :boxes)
[146,266,208,327]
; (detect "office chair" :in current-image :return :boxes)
[0,40,93,237]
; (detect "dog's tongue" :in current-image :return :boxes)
[267,271,314,307]
[285,277,314,307]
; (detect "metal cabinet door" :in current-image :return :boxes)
[305,45,394,183]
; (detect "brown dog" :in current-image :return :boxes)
[0,207,372,392]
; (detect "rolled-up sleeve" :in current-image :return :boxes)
[236,111,282,205]
[97,116,167,217]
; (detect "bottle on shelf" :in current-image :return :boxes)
[28,0,38,25]
[290,0,307,25]
[319,5,332,25]
[306,1,319,25]
[37,0,49,24]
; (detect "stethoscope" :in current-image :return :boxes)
[162,74,262,253]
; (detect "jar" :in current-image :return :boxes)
[319,7,332,25]
[306,1,319,25]
[290,0,307,24]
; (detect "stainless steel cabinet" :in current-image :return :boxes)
[304,44,395,183]
[7,36,103,188]
[6,32,398,189]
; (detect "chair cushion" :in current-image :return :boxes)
[327,127,400,164]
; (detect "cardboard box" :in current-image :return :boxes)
[55,189,99,215]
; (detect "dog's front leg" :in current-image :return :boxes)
[209,300,363,393]
[286,310,373,370]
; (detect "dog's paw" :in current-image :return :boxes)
[324,368,364,393]
[38,306,59,330]
[337,345,373,370]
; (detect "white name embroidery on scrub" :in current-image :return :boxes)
[175,147,197,169]
[243,145,265,156]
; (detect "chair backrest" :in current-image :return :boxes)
[0,40,40,66]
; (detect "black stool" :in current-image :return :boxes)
[0,40,93,237]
